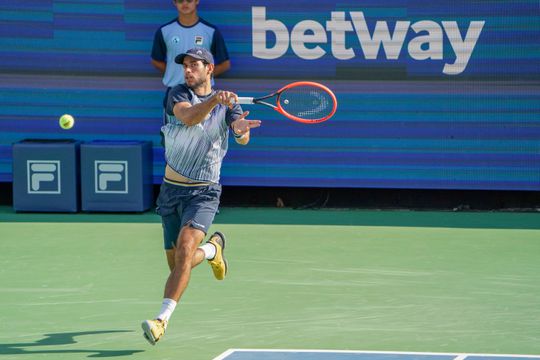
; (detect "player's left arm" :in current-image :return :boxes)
[230,111,261,145]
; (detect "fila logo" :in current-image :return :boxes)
[94,160,128,194]
[27,160,61,194]
[195,36,204,45]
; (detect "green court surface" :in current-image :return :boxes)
[1,207,539,359]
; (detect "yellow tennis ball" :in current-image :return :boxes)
[59,114,75,130]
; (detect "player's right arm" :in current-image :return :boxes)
[174,98,219,126]
[173,90,238,126]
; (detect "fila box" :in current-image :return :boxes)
[80,140,153,212]
[12,139,80,212]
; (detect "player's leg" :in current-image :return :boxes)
[143,226,205,345]
[143,227,204,345]
[166,242,212,271]
[162,213,181,271]
[164,225,205,301]
[159,183,226,309]
[155,178,183,271]
[142,223,210,345]
[162,214,208,271]
[178,183,227,279]
[142,183,225,345]
[165,231,227,278]
[142,181,184,345]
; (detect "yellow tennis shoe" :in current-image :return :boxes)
[141,319,167,345]
[207,231,228,280]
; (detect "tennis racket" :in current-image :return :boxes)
[237,81,337,124]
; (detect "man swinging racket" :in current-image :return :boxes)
[142,47,261,345]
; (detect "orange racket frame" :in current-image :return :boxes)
[237,81,337,124]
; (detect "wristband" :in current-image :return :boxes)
[233,131,245,139]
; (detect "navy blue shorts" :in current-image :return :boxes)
[156,178,221,250]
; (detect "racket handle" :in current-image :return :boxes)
[237,97,254,104]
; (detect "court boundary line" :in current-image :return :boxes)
[212,349,540,360]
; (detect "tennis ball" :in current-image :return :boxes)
[59,114,75,130]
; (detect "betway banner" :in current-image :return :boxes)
[220,1,538,81]
[252,7,484,75]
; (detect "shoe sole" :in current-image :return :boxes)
[141,321,156,345]
[212,231,226,250]
[210,231,228,278]
[143,332,154,345]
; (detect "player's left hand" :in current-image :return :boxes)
[232,111,261,136]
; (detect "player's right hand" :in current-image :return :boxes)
[215,90,238,109]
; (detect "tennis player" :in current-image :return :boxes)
[141,47,261,345]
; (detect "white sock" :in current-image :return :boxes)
[199,242,216,260]
[156,298,177,322]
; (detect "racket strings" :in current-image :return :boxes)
[279,86,334,121]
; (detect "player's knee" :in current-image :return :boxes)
[174,234,199,261]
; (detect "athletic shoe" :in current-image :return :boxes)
[207,231,228,280]
[141,319,167,345]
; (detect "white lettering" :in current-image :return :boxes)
[326,12,355,60]
[252,6,288,60]
[351,12,410,60]
[442,21,485,75]
[408,21,443,60]
[251,6,484,75]
[291,20,327,60]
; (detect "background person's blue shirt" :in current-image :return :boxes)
[152,18,229,87]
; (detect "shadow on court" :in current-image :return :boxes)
[0,330,143,357]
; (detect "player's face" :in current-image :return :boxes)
[174,0,198,15]
[183,56,210,88]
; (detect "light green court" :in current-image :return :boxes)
[1,207,539,360]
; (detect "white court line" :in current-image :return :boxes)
[212,349,540,360]
[213,349,236,360]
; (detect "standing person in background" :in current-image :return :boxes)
[151,0,231,127]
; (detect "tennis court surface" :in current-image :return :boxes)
[1,207,539,360]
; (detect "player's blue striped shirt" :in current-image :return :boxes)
[163,84,243,183]
[152,18,229,87]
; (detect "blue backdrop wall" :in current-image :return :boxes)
[1,0,539,190]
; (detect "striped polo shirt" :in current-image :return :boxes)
[162,84,243,183]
